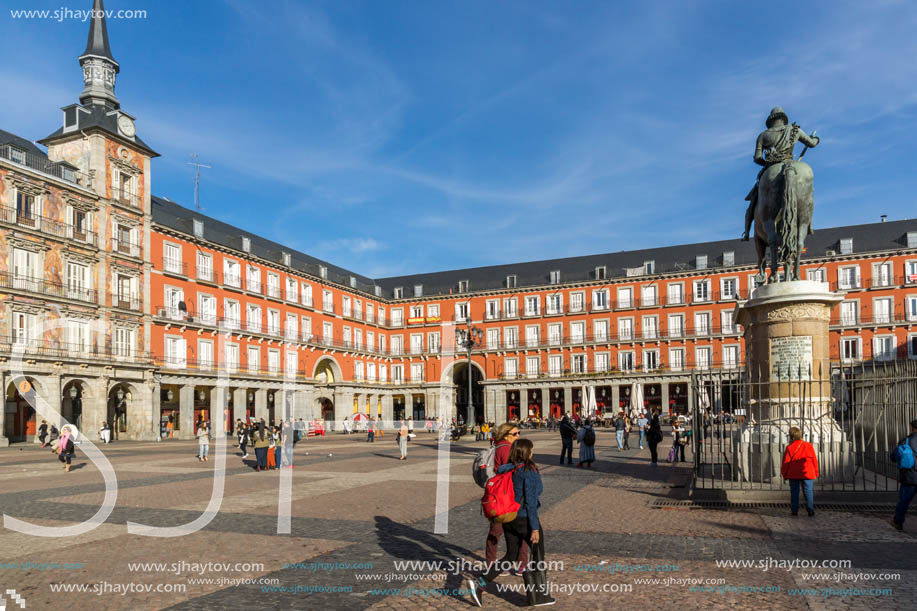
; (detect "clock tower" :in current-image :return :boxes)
[37,0,160,439]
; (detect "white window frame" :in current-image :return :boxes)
[617,287,633,309]
[618,351,634,372]
[504,358,518,379]
[666,282,684,305]
[669,348,685,372]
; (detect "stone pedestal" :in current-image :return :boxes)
[734,280,850,482]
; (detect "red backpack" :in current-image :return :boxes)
[481,466,520,523]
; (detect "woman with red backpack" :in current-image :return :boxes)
[470,437,556,607]
[482,423,529,575]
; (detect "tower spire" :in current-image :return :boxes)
[78,0,120,108]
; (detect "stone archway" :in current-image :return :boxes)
[61,379,91,432]
[448,361,485,425]
[4,377,42,442]
[107,382,139,440]
[312,357,342,383]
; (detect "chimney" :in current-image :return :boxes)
[881,215,887,223]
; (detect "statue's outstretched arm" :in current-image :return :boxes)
[798,130,819,148]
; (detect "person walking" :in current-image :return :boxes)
[266,426,278,470]
[366,417,375,443]
[614,412,626,450]
[622,414,631,450]
[58,425,76,472]
[38,420,48,447]
[273,425,283,469]
[253,421,271,472]
[780,426,819,517]
[637,412,648,449]
[239,422,250,459]
[577,418,597,468]
[558,414,576,465]
[197,422,210,462]
[483,423,530,577]
[672,419,686,463]
[647,410,663,466]
[398,420,409,460]
[468,437,555,607]
[891,419,917,530]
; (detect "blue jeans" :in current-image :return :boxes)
[789,479,815,513]
[283,446,293,466]
[560,438,573,463]
[199,443,209,458]
[639,430,646,448]
[616,430,624,449]
[894,484,916,525]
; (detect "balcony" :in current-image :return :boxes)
[246,278,262,293]
[223,273,242,289]
[111,237,141,258]
[112,186,139,208]
[0,271,97,304]
[2,335,147,364]
[162,258,186,276]
[112,292,141,311]
[197,267,218,284]
[266,285,282,299]
[0,205,98,246]
[640,295,660,308]
[323,302,336,315]
[0,144,92,188]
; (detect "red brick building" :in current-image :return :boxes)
[2,7,917,442]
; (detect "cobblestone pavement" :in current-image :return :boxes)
[1,430,914,610]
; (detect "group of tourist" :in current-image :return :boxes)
[234,418,295,471]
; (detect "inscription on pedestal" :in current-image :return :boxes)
[770,336,812,380]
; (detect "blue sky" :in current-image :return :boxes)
[2,0,916,278]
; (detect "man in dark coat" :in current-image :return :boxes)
[558,414,577,465]
[891,420,917,530]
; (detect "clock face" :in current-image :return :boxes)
[118,115,135,137]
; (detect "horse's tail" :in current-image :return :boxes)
[778,163,798,264]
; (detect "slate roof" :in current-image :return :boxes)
[374,219,917,298]
[152,195,378,294]
[0,129,47,157]
[38,104,158,157]
[152,194,917,301]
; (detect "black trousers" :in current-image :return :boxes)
[648,442,659,464]
[482,516,545,583]
[560,438,573,463]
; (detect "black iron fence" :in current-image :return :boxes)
[691,360,917,492]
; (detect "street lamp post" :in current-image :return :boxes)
[455,320,483,424]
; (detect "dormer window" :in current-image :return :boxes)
[643,261,655,275]
[506,275,517,289]
[242,237,250,252]
[696,255,708,270]
[374,286,382,297]
[723,251,735,266]
[414,284,423,297]
[282,252,291,266]
[9,146,25,164]
[458,280,470,293]
[319,265,327,279]
[350,276,357,288]
[394,287,404,299]
[193,219,204,238]
[907,232,917,249]
[549,271,561,284]
[595,266,606,280]
[839,238,853,255]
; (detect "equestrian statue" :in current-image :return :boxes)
[743,106,820,284]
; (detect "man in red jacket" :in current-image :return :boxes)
[781,427,819,517]
[484,423,529,574]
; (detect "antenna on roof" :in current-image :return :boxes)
[187,153,211,211]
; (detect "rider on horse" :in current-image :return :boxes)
[742,107,820,241]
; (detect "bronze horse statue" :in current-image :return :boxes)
[753,159,814,284]
[747,108,819,284]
